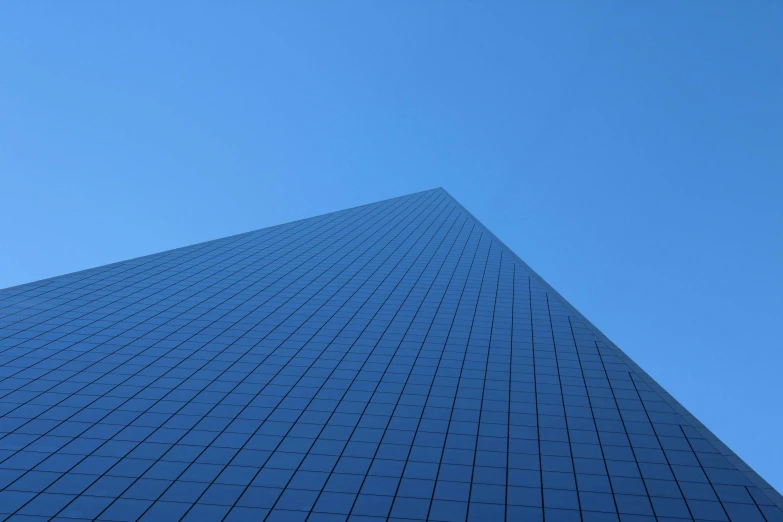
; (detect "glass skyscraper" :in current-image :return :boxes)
[0,188,780,522]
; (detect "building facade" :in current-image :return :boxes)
[0,188,780,521]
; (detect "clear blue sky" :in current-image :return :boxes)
[2,2,781,492]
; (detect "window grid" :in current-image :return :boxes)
[0,188,780,522]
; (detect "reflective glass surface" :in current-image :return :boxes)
[1,188,780,521]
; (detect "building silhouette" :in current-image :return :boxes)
[0,188,780,521]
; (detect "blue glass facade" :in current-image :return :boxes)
[0,188,780,522]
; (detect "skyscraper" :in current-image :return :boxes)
[0,188,779,522]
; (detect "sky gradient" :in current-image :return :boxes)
[1,2,781,491]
